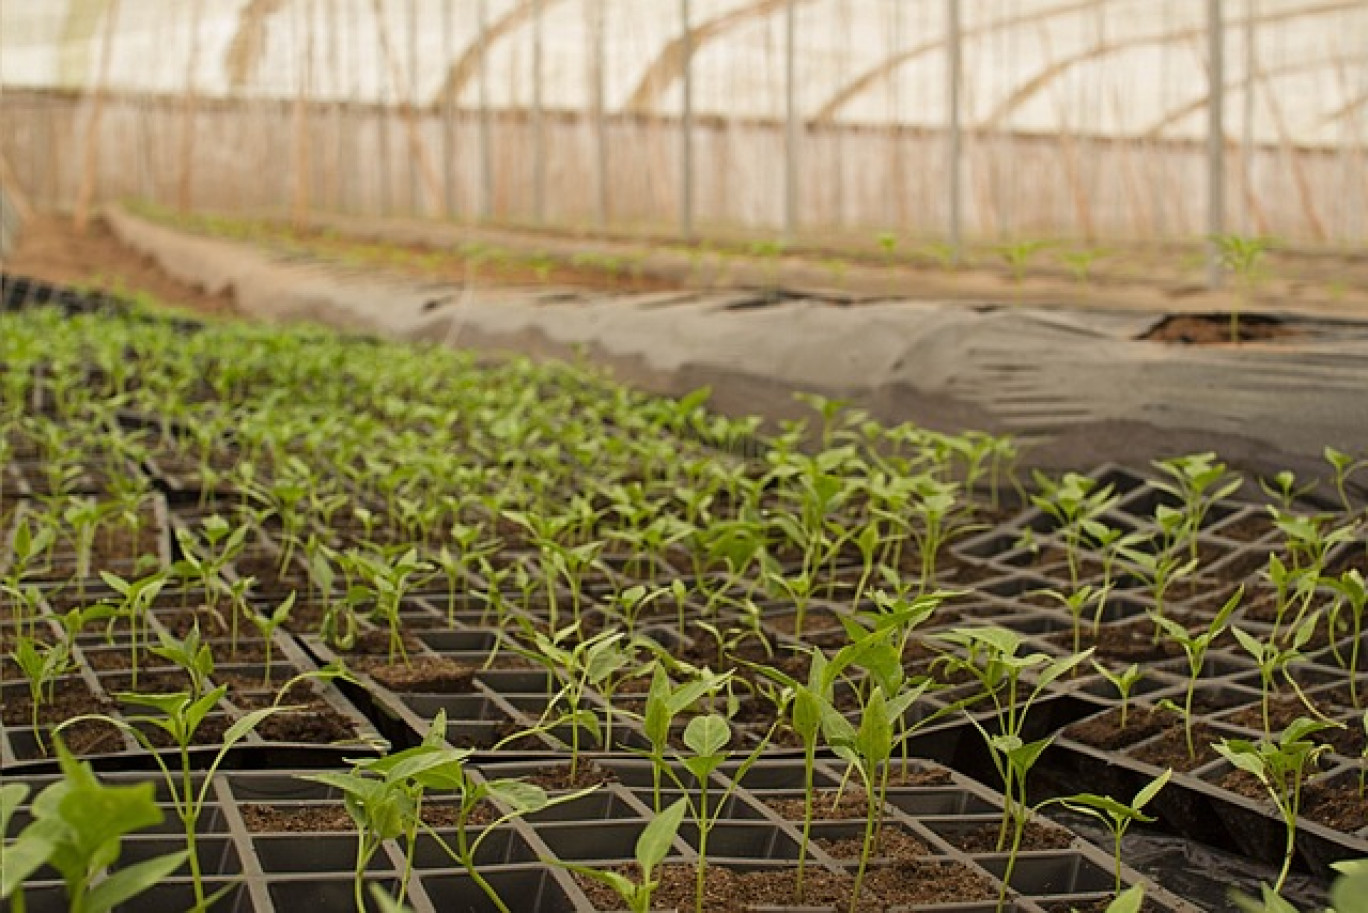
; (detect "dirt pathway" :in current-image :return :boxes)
[3,214,237,316]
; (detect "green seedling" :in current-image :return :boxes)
[1047,768,1172,894]
[10,635,74,755]
[1060,247,1109,285]
[248,592,297,686]
[305,714,466,911]
[0,739,189,913]
[1233,614,1330,739]
[1324,446,1367,515]
[1093,661,1144,730]
[61,670,326,911]
[1150,452,1242,564]
[998,239,1052,284]
[551,798,687,913]
[665,712,773,913]
[1215,717,1339,895]
[1152,586,1242,760]
[1211,233,1271,344]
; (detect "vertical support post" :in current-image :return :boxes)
[408,0,420,214]
[946,0,963,263]
[1207,0,1226,289]
[1241,0,1256,233]
[783,0,798,240]
[478,0,493,221]
[442,0,456,219]
[532,0,546,223]
[591,0,608,229]
[679,0,694,240]
[377,0,391,216]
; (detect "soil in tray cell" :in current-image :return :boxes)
[576,859,995,912]
[1064,705,1177,752]
[933,819,1074,854]
[1301,774,1368,833]
[1128,721,1222,772]
[813,823,931,862]
[360,655,478,693]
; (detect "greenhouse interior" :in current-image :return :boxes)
[2,2,1368,912]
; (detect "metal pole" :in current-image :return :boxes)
[784,0,798,240]
[532,0,546,223]
[478,0,492,221]
[680,0,694,239]
[591,0,608,229]
[408,0,420,214]
[442,0,457,218]
[1242,0,1256,233]
[1207,0,1226,288]
[377,1,391,216]
[947,0,963,263]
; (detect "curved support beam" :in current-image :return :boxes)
[982,0,1361,131]
[434,0,571,106]
[224,0,293,88]
[1141,53,1356,139]
[58,0,116,87]
[812,0,1100,126]
[624,0,815,114]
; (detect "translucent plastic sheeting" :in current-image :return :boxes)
[3,0,1367,147]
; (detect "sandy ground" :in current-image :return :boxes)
[3,214,237,316]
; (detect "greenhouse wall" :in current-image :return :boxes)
[3,87,1365,246]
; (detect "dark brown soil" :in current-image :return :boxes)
[1045,897,1169,913]
[765,789,876,822]
[254,707,358,744]
[1141,313,1296,345]
[1048,619,1184,664]
[362,655,476,693]
[576,859,993,912]
[521,760,619,790]
[1129,722,1220,772]
[242,803,356,833]
[941,820,1074,853]
[1301,779,1368,832]
[1065,705,1176,751]
[1216,768,1269,802]
[240,800,482,833]
[814,825,929,861]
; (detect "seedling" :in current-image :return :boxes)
[247,591,296,686]
[1211,233,1271,344]
[1093,661,1144,729]
[1047,768,1172,894]
[552,798,687,913]
[10,635,74,754]
[1150,452,1242,564]
[1215,717,1338,895]
[0,738,189,913]
[1152,585,1242,760]
[61,672,321,910]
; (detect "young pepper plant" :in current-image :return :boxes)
[0,739,189,913]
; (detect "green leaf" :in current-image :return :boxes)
[682,714,730,758]
[485,779,548,814]
[1133,768,1173,811]
[84,850,189,913]
[637,798,687,874]
[1104,884,1145,913]
[854,688,893,768]
[1330,862,1368,913]
[0,833,52,899]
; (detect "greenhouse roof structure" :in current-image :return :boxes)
[3,0,1368,147]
